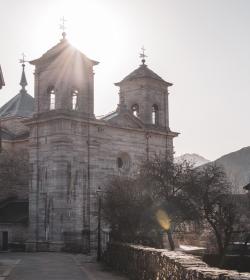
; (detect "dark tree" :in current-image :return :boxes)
[103,176,163,248]
[103,156,200,250]
[103,156,248,259]
[138,156,200,250]
[187,164,242,264]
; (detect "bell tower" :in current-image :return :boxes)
[115,47,172,129]
[30,32,98,117]
[26,30,99,253]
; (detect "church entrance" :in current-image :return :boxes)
[2,231,8,251]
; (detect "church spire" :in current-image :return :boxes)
[19,53,27,93]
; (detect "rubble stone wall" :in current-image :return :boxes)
[104,243,250,280]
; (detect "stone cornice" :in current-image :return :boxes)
[24,111,179,138]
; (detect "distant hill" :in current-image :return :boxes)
[175,153,210,167]
[176,148,250,193]
[212,147,250,193]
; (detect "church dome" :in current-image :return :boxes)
[0,62,34,118]
[0,91,34,118]
[115,64,172,86]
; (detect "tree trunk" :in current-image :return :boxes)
[167,230,175,250]
[217,239,226,268]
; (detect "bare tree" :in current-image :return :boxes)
[138,156,200,250]
[187,164,242,265]
[103,156,200,250]
[103,157,248,260]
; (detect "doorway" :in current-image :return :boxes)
[2,231,8,251]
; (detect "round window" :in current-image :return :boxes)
[117,157,123,168]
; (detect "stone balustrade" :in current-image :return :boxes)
[104,243,250,280]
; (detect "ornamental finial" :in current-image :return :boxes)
[139,46,147,65]
[60,17,67,40]
[19,53,27,92]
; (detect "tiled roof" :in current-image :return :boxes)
[0,91,34,118]
[30,37,99,66]
[115,64,172,86]
[100,110,119,121]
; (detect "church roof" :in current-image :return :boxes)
[30,36,99,66]
[101,110,119,121]
[0,91,34,118]
[0,65,5,89]
[0,62,34,118]
[115,64,172,86]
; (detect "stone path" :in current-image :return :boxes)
[0,257,20,280]
[0,253,127,280]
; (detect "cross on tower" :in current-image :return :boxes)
[140,46,147,65]
[60,17,67,39]
[19,53,27,65]
[19,53,28,92]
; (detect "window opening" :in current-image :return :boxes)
[117,157,123,169]
[116,152,131,173]
[131,104,139,117]
[152,104,159,125]
[48,87,55,110]
[72,90,78,110]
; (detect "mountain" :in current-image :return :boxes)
[176,148,250,193]
[175,153,210,167]
[213,147,250,193]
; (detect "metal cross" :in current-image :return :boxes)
[60,16,67,32]
[19,53,27,64]
[140,46,147,64]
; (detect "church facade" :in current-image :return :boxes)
[0,33,177,253]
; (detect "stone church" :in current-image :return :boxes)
[0,32,177,253]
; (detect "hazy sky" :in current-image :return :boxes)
[1,0,250,160]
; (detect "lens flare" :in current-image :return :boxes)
[156,209,171,230]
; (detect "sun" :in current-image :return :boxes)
[46,0,122,60]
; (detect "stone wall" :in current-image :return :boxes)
[104,243,250,280]
[26,112,174,252]
[0,184,28,202]
[0,223,28,250]
[1,117,29,136]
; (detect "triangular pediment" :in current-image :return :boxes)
[102,110,144,129]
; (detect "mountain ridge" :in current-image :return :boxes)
[176,147,250,193]
[175,153,210,167]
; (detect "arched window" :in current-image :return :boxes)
[131,104,139,117]
[152,104,159,125]
[72,89,78,110]
[48,86,55,110]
